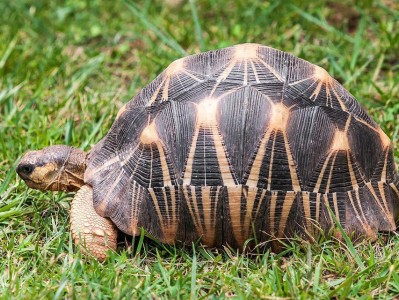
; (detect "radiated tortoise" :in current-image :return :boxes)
[17,44,399,260]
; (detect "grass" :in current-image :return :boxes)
[0,0,399,298]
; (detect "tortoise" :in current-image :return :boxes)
[17,44,399,260]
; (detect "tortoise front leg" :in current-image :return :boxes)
[70,185,117,261]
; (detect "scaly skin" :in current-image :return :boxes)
[71,185,117,261]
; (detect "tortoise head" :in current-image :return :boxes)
[17,145,86,192]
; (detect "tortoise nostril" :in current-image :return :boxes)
[17,164,34,176]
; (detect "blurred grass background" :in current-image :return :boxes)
[0,0,398,298]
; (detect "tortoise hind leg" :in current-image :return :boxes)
[70,185,117,261]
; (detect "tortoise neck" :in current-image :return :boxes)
[64,147,87,191]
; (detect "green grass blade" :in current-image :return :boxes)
[0,36,18,69]
[64,119,74,145]
[123,0,186,56]
[54,278,68,300]
[190,245,197,300]
[0,163,19,195]
[80,115,105,149]
[328,264,376,298]
[291,5,354,43]
[313,252,323,294]
[65,55,104,99]
[189,0,206,52]
[350,16,366,71]
[328,206,365,270]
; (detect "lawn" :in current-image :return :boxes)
[1,0,399,298]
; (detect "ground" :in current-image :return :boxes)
[1,0,399,298]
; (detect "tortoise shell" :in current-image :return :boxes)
[85,44,399,248]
